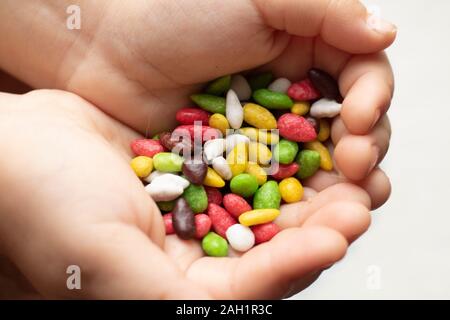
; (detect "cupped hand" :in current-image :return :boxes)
[0,89,371,299]
[1,0,395,207]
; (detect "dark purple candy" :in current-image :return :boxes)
[172,198,196,240]
[308,68,342,101]
[306,116,320,134]
[159,131,192,155]
[182,160,207,184]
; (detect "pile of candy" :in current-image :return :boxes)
[130,69,342,257]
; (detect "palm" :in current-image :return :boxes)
[0,87,371,299]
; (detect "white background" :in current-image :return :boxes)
[294,0,450,299]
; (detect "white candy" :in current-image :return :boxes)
[145,182,184,202]
[310,98,342,118]
[144,174,189,201]
[225,134,250,153]
[268,77,292,93]
[152,174,190,189]
[230,75,252,101]
[226,224,255,252]
[226,89,244,129]
[212,156,232,180]
[203,138,226,161]
[144,170,165,183]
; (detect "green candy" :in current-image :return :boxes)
[157,201,175,212]
[190,94,226,114]
[274,139,299,164]
[183,183,208,214]
[152,133,160,140]
[252,89,294,109]
[248,72,273,91]
[205,75,231,96]
[153,152,184,172]
[202,232,228,257]
[296,150,321,179]
[230,173,259,198]
[253,181,281,209]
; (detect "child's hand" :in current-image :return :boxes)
[0,90,370,299]
[0,0,395,204]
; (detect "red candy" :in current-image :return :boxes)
[173,125,222,143]
[277,113,317,142]
[163,213,174,235]
[131,139,165,157]
[205,187,223,205]
[251,223,280,244]
[271,163,300,180]
[287,79,320,101]
[195,214,212,239]
[223,194,252,219]
[176,107,210,126]
[207,203,237,238]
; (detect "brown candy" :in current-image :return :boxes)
[306,116,320,134]
[172,198,196,240]
[182,160,208,184]
[159,131,192,155]
[308,68,342,102]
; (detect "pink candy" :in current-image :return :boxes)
[223,194,252,219]
[277,113,317,142]
[271,163,300,180]
[287,79,320,101]
[176,107,210,126]
[163,213,174,235]
[205,187,223,205]
[207,203,237,238]
[195,214,212,239]
[173,125,221,143]
[251,223,280,244]
[131,139,165,157]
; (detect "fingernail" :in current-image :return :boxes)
[367,146,379,176]
[370,109,381,130]
[367,13,397,34]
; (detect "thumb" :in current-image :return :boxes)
[253,0,397,53]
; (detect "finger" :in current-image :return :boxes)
[283,271,322,299]
[357,167,391,210]
[333,116,391,180]
[303,201,370,243]
[304,168,390,210]
[187,226,347,299]
[339,52,394,134]
[276,183,371,229]
[254,0,396,53]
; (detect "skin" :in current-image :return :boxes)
[0,0,396,298]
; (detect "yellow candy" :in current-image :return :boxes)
[245,162,267,185]
[317,119,331,142]
[248,142,272,165]
[279,177,303,203]
[130,156,153,178]
[226,142,248,177]
[243,103,277,129]
[209,113,230,135]
[291,101,310,116]
[239,127,279,145]
[203,167,226,188]
[304,140,333,171]
[239,209,280,226]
